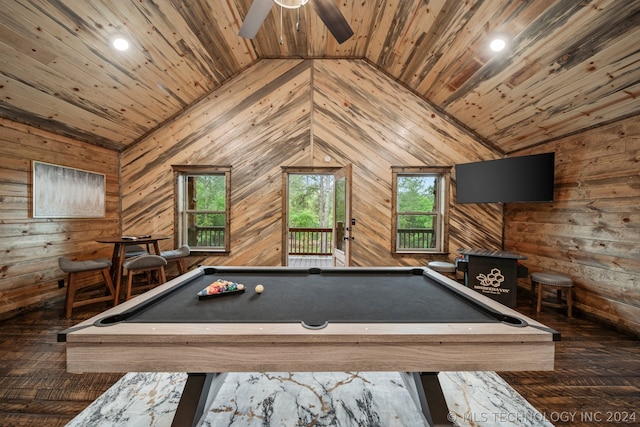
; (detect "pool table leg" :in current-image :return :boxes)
[412,372,454,427]
[172,372,226,427]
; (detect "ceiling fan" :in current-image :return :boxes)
[239,0,354,44]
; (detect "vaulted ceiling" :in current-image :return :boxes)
[1,0,639,153]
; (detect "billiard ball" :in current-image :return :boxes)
[255,284,264,293]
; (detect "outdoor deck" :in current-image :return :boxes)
[288,255,332,267]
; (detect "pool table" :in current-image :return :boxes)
[60,266,559,427]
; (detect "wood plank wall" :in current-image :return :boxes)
[2,57,637,338]
[121,58,503,270]
[0,118,120,319]
[504,117,640,337]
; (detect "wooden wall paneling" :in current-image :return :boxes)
[122,59,306,184]
[311,63,415,265]
[504,117,640,337]
[312,61,404,264]
[0,119,120,319]
[120,58,504,272]
[121,61,308,182]
[449,204,504,252]
[505,208,639,273]
[310,59,504,265]
[0,121,120,224]
[516,251,640,334]
[121,59,312,262]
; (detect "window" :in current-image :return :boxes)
[391,166,450,254]
[173,166,231,252]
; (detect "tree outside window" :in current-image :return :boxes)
[174,166,231,252]
[392,167,450,253]
[288,174,334,228]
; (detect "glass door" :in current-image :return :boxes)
[332,164,352,266]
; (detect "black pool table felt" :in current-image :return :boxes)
[99,268,519,327]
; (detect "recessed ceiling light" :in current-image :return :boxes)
[112,37,129,51]
[490,37,506,52]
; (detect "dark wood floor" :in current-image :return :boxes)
[0,290,638,427]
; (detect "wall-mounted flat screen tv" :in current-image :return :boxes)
[455,152,555,204]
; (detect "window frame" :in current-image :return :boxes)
[172,165,231,253]
[391,166,450,255]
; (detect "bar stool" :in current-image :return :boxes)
[58,257,116,318]
[428,261,457,279]
[125,244,148,258]
[160,245,190,276]
[122,255,167,302]
[530,271,574,317]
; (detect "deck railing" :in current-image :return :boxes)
[397,228,435,249]
[192,227,433,252]
[191,226,225,248]
[191,226,333,254]
[289,228,332,255]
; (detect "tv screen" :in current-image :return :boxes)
[455,152,555,204]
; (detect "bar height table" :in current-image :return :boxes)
[97,235,169,303]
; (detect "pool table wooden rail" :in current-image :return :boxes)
[62,268,556,374]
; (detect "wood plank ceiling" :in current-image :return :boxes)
[1,0,639,153]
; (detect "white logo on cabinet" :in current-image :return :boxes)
[474,268,509,294]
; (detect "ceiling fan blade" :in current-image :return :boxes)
[239,0,273,39]
[311,0,354,44]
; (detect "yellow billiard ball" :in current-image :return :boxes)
[255,284,264,294]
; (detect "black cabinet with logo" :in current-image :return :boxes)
[456,249,527,308]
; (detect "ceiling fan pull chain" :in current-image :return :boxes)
[280,5,284,45]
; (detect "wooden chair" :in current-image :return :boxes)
[122,254,167,301]
[530,271,574,317]
[160,245,190,276]
[58,257,116,318]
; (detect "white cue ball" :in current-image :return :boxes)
[255,284,264,293]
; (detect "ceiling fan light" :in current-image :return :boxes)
[273,0,310,9]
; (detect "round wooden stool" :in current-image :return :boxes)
[428,261,457,279]
[530,272,574,317]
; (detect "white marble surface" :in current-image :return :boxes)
[66,371,553,427]
[67,372,185,427]
[200,372,425,426]
[440,372,554,427]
